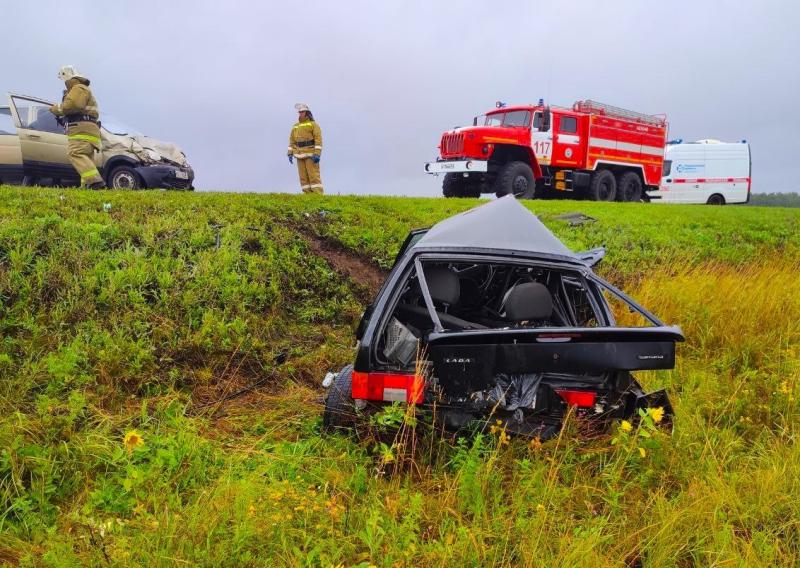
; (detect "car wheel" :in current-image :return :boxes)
[707,193,725,205]
[323,365,357,430]
[494,161,535,199]
[616,172,642,202]
[109,166,143,190]
[588,170,617,201]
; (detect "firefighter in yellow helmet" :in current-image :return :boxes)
[287,103,323,194]
[49,65,106,189]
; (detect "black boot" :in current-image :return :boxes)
[89,181,107,190]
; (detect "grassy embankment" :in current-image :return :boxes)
[1,186,800,566]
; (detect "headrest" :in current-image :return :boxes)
[504,282,553,322]
[423,267,460,305]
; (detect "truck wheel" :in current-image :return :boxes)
[707,194,725,205]
[494,161,535,199]
[442,173,466,198]
[616,172,642,202]
[588,170,617,201]
[323,365,357,430]
[109,166,143,190]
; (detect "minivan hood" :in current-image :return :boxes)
[101,130,190,168]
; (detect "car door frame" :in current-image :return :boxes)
[7,92,76,183]
[0,104,24,185]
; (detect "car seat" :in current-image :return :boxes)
[504,282,554,326]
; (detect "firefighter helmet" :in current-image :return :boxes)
[57,65,85,82]
[294,103,310,113]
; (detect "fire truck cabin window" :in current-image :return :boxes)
[558,116,577,134]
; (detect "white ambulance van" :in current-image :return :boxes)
[646,140,751,204]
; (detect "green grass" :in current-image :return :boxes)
[1,185,800,566]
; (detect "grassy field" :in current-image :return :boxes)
[1,186,799,566]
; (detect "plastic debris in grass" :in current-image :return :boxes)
[555,211,597,226]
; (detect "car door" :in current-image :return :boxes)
[553,112,584,167]
[0,105,24,185]
[8,93,76,184]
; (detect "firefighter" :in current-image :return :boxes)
[287,103,323,194]
[49,65,106,189]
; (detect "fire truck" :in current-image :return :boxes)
[424,100,668,201]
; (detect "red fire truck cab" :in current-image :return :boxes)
[424,100,667,201]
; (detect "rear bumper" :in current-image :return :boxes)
[135,164,195,190]
[424,159,488,174]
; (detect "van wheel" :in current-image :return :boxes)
[616,172,642,202]
[588,170,617,201]
[109,166,143,190]
[707,194,725,205]
[494,161,535,199]
[323,365,357,430]
[442,173,466,198]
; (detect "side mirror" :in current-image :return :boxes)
[473,116,478,126]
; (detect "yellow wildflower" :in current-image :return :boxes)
[620,420,633,432]
[648,407,665,424]
[124,430,144,453]
[638,447,646,458]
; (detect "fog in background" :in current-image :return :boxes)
[3,0,798,194]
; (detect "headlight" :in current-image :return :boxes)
[145,149,162,162]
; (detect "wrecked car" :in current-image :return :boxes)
[323,196,684,439]
[0,92,194,189]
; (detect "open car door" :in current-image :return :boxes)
[0,105,24,185]
[8,93,77,184]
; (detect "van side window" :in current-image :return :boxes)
[662,160,672,177]
[0,108,15,135]
[558,116,577,134]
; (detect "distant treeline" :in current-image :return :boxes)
[747,193,800,207]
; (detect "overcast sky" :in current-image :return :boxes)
[3,1,798,194]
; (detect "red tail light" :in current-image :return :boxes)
[351,372,424,404]
[555,389,596,408]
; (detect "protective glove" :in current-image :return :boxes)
[49,104,61,116]
[288,155,294,164]
[312,155,321,164]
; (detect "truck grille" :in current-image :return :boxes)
[441,132,464,156]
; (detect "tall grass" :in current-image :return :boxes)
[1,186,799,566]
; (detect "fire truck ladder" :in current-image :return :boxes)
[573,100,666,126]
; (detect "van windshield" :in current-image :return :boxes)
[101,115,143,137]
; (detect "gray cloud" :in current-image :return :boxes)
[3,0,798,194]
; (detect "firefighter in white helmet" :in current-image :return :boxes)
[287,103,323,194]
[49,65,106,189]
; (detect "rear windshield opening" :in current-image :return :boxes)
[378,260,600,367]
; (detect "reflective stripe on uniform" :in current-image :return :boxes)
[314,145,322,149]
[68,134,101,144]
[308,184,323,189]
[293,121,314,129]
[294,153,314,158]
[79,168,101,181]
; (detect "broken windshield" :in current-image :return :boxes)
[101,115,143,137]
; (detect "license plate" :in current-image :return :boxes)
[175,170,189,180]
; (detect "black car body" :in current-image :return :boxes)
[324,197,684,438]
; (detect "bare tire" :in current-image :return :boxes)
[442,173,467,198]
[109,166,143,190]
[323,365,357,430]
[707,194,725,205]
[616,172,642,202]
[588,170,617,201]
[494,161,535,199]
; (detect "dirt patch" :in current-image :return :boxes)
[300,231,387,299]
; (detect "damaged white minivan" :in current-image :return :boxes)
[0,92,194,189]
